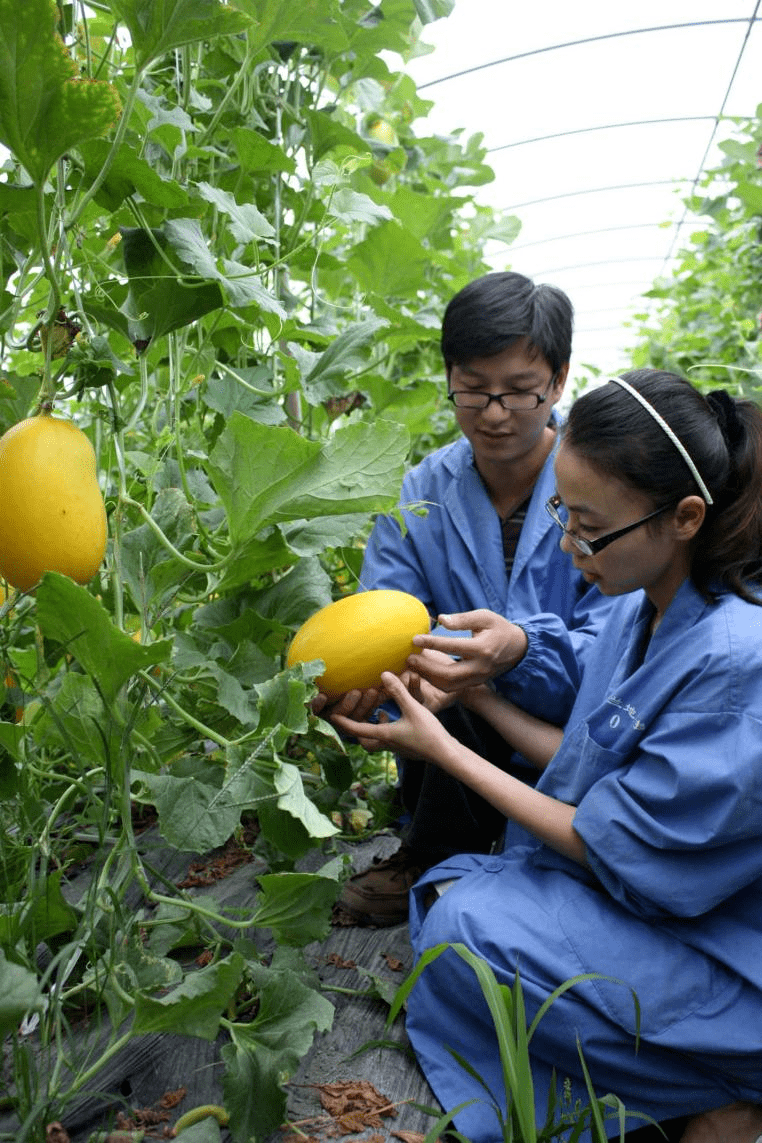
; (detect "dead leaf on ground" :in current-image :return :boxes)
[160,1086,187,1109]
[381,952,404,972]
[326,952,357,970]
[317,1080,398,1134]
[177,834,255,888]
[45,1124,70,1143]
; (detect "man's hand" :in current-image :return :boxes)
[407,609,529,691]
[310,686,384,721]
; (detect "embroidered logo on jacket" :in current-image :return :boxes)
[606,695,645,730]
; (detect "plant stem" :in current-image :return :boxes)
[122,496,229,573]
[138,672,231,747]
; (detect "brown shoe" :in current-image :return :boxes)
[333,844,431,927]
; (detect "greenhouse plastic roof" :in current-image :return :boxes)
[404,0,761,378]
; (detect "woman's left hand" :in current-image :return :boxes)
[331,670,457,761]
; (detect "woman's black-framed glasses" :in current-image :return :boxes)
[545,494,671,556]
[447,372,558,411]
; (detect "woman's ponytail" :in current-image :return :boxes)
[698,392,762,603]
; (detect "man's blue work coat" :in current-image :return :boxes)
[361,433,633,727]
[405,579,762,1142]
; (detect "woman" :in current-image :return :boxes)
[333,370,762,1143]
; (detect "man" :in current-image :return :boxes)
[335,270,627,925]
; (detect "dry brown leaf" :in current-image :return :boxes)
[382,953,404,972]
[45,1125,70,1143]
[326,952,357,970]
[317,1080,398,1134]
[159,1087,187,1109]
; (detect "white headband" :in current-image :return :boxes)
[608,377,714,506]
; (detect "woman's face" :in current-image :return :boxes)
[553,442,691,614]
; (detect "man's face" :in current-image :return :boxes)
[448,337,568,471]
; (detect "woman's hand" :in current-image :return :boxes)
[403,650,461,714]
[331,671,458,762]
[407,609,529,691]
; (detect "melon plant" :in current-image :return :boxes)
[0,0,520,1139]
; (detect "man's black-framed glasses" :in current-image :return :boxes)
[447,371,558,412]
[545,494,671,556]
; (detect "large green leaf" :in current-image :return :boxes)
[77,139,190,212]
[120,226,225,346]
[252,871,340,944]
[132,755,269,853]
[34,673,124,770]
[222,958,334,1143]
[236,0,350,54]
[0,951,42,1037]
[348,219,432,297]
[108,0,252,68]
[133,952,244,1039]
[35,574,171,703]
[207,414,409,544]
[0,0,120,184]
[0,870,79,947]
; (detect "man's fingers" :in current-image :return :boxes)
[411,633,478,657]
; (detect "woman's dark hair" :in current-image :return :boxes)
[564,368,762,604]
[440,271,573,376]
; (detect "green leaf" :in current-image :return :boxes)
[231,127,296,176]
[0,0,120,184]
[165,1120,221,1143]
[133,952,244,1039]
[414,0,455,20]
[348,220,432,297]
[0,950,42,1036]
[0,870,79,947]
[35,672,121,769]
[252,871,340,945]
[327,186,393,226]
[132,758,262,853]
[207,414,409,543]
[77,139,190,211]
[272,759,339,840]
[0,184,36,215]
[161,218,285,314]
[35,574,171,703]
[197,181,276,243]
[107,0,252,68]
[295,315,388,396]
[735,181,762,214]
[222,961,334,1143]
[120,226,225,345]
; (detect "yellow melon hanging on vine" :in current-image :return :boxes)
[0,412,108,592]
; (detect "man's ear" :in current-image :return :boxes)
[673,495,706,540]
[552,361,570,398]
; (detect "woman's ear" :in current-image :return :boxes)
[673,495,706,541]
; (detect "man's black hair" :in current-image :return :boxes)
[440,271,573,376]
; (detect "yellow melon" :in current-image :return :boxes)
[0,413,107,592]
[286,589,430,699]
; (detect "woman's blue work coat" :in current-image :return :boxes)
[406,580,762,1142]
[361,434,629,727]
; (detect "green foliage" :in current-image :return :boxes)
[388,942,649,1143]
[631,109,762,394]
[0,0,520,1136]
